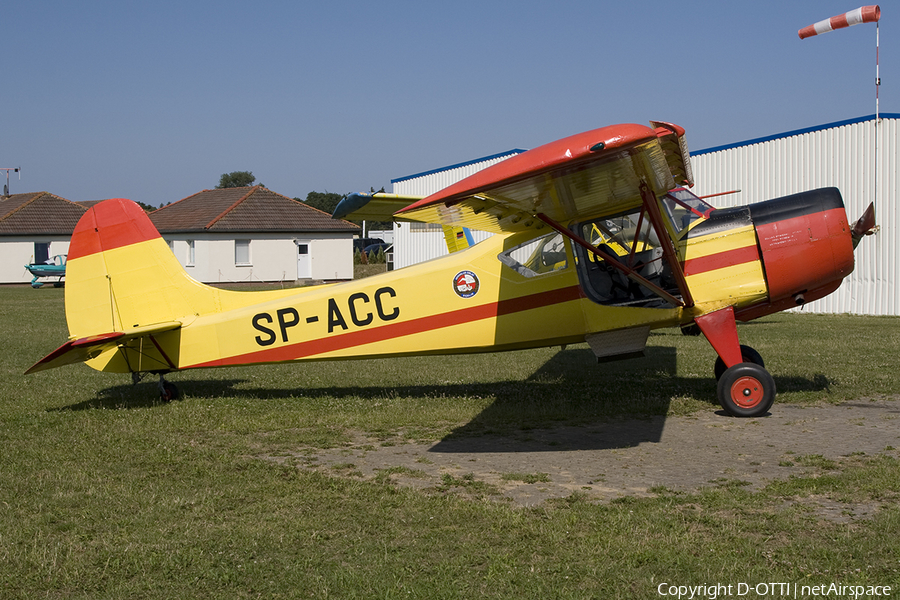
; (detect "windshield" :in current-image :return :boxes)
[662,188,714,236]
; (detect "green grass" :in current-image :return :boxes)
[2,286,900,598]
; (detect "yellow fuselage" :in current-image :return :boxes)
[76,221,769,374]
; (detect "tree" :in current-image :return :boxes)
[299,188,391,229]
[301,191,344,215]
[134,201,158,213]
[216,171,256,188]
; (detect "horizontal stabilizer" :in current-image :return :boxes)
[26,321,181,374]
[333,192,424,221]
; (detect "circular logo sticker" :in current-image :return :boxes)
[453,270,479,298]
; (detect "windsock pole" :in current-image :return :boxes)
[799,6,882,208]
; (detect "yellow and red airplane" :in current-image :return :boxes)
[27,121,876,417]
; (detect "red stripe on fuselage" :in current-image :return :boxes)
[68,199,162,260]
[187,285,585,369]
[682,245,760,277]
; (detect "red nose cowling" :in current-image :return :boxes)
[738,188,855,321]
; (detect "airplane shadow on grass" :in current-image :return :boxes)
[51,346,833,452]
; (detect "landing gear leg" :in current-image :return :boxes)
[158,374,179,402]
[694,307,776,418]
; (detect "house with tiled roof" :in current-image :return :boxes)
[0,192,87,283]
[149,186,360,283]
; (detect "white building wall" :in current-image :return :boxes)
[691,115,897,316]
[309,236,354,281]
[165,233,354,284]
[1,237,71,284]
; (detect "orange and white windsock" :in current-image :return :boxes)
[799,5,881,39]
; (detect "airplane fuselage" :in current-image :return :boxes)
[78,187,854,375]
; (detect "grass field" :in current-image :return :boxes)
[2,286,899,598]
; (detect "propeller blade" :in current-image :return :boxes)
[851,202,877,248]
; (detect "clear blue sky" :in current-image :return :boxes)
[4,0,895,207]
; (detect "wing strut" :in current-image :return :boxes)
[638,182,694,308]
[535,213,685,308]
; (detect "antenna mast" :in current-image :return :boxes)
[1,167,21,196]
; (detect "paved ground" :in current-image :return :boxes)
[269,398,900,506]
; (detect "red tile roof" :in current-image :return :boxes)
[149,186,360,234]
[0,192,87,235]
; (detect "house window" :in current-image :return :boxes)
[34,242,50,264]
[235,239,251,266]
[186,240,195,266]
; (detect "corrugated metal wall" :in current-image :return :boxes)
[691,116,897,315]
[389,117,897,315]
[392,151,523,197]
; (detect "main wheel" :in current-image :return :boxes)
[717,362,775,417]
[714,345,764,380]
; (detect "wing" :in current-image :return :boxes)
[332,193,424,221]
[333,192,476,254]
[395,122,692,232]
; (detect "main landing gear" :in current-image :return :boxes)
[695,308,777,418]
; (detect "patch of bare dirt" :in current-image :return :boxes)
[265,398,900,506]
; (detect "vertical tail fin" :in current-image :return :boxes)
[28,198,208,374]
[64,198,216,339]
[29,198,308,375]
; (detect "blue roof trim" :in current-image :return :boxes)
[691,113,900,156]
[391,149,527,184]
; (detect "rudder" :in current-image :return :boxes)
[65,198,217,340]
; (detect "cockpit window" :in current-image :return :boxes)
[662,188,714,235]
[498,232,568,277]
[573,208,679,308]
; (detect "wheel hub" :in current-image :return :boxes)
[730,376,763,408]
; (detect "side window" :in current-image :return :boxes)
[574,210,678,308]
[235,239,251,266]
[498,233,568,278]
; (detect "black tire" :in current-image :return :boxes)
[717,362,776,417]
[714,345,764,380]
[160,381,180,402]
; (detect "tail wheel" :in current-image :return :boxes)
[714,345,764,380]
[160,381,179,402]
[717,362,775,418]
